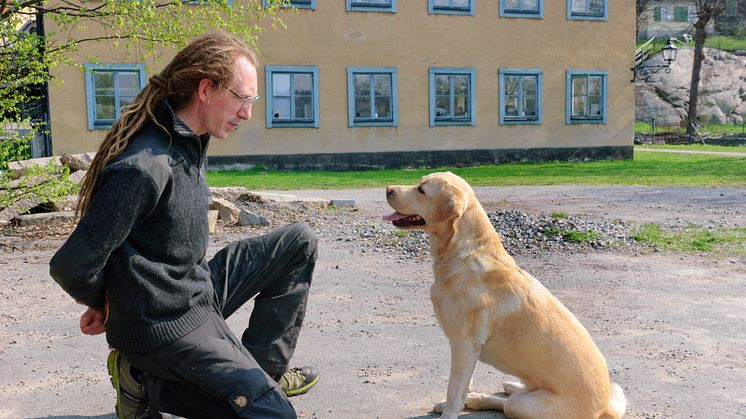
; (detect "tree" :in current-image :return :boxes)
[636,0,655,39]
[1,0,286,217]
[686,0,726,142]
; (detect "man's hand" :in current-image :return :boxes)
[80,306,106,335]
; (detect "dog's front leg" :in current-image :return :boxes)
[436,341,480,419]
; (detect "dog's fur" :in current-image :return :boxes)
[385,172,626,419]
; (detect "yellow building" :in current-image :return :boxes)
[47,0,635,169]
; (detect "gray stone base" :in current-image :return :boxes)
[208,146,633,171]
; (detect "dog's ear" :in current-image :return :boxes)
[431,188,467,224]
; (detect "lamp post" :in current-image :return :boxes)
[632,37,678,82]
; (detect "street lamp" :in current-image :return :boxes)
[631,37,678,82]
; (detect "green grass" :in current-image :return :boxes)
[207,152,746,190]
[634,121,746,136]
[637,35,746,54]
[636,144,746,153]
[633,224,746,255]
[550,211,568,219]
[543,226,598,243]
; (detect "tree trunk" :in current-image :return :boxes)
[687,22,708,142]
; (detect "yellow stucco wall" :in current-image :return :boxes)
[47,0,635,159]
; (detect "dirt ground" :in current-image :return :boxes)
[1,185,745,419]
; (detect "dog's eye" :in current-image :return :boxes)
[417,185,425,194]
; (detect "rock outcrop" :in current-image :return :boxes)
[635,47,746,125]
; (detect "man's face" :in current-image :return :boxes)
[204,56,258,139]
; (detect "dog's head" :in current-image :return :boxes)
[384,171,472,233]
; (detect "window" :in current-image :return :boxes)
[567,0,607,21]
[347,67,398,127]
[347,0,396,13]
[262,0,316,9]
[428,0,475,16]
[265,65,319,128]
[726,0,737,16]
[500,0,542,18]
[84,64,146,130]
[429,68,476,126]
[566,70,607,125]
[499,69,542,125]
[654,6,674,22]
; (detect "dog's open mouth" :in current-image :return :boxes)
[383,212,426,228]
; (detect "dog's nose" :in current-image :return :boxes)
[386,186,394,196]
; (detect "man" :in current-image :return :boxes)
[50,32,318,418]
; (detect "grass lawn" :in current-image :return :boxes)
[635,144,746,153]
[207,151,746,190]
[636,35,746,54]
[634,121,746,136]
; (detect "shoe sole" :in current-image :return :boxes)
[285,374,319,397]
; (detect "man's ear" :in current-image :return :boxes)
[197,78,216,103]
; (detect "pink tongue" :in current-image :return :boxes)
[383,212,408,221]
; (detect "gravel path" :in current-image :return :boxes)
[1,185,745,418]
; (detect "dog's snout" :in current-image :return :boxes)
[386,186,395,196]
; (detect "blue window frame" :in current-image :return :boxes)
[346,0,396,13]
[262,0,316,9]
[567,0,607,21]
[500,0,542,18]
[346,67,398,127]
[428,0,474,16]
[265,65,320,128]
[429,68,476,127]
[84,63,146,130]
[566,69,607,125]
[499,68,543,125]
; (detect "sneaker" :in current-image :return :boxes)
[107,350,148,418]
[278,365,319,397]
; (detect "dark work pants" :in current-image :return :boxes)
[125,223,318,418]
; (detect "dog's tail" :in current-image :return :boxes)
[602,382,627,419]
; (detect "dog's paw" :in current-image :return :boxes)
[502,381,527,396]
[431,400,447,414]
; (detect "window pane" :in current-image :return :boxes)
[453,0,470,8]
[272,98,291,119]
[352,0,391,5]
[94,72,114,95]
[589,95,602,116]
[435,75,450,95]
[572,97,586,117]
[505,75,519,96]
[453,75,469,96]
[433,0,449,6]
[589,0,604,14]
[572,0,586,13]
[373,74,391,96]
[355,74,371,96]
[294,73,312,97]
[355,97,371,118]
[295,96,312,119]
[272,74,290,96]
[572,76,587,95]
[524,0,539,10]
[454,96,468,118]
[96,96,116,120]
[505,0,520,9]
[117,72,140,98]
[523,76,537,96]
[588,76,602,96]
[504,96,519,116]
[435,97,450,117]
[524,97,536,116]
[375,97,391,119]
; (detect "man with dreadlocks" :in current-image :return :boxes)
[49,31,318,418]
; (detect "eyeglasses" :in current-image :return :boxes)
[224,86,261,109]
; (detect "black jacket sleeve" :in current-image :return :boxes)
[49,164,161,309]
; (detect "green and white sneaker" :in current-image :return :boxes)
[278,365,319,397]
[107,350,149,418]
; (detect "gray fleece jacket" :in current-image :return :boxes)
[50,100,215,353]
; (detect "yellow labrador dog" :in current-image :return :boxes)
[384,172,626,419]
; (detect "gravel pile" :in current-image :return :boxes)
[233,203,644,259]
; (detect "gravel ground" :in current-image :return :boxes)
[1,185,745,418]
